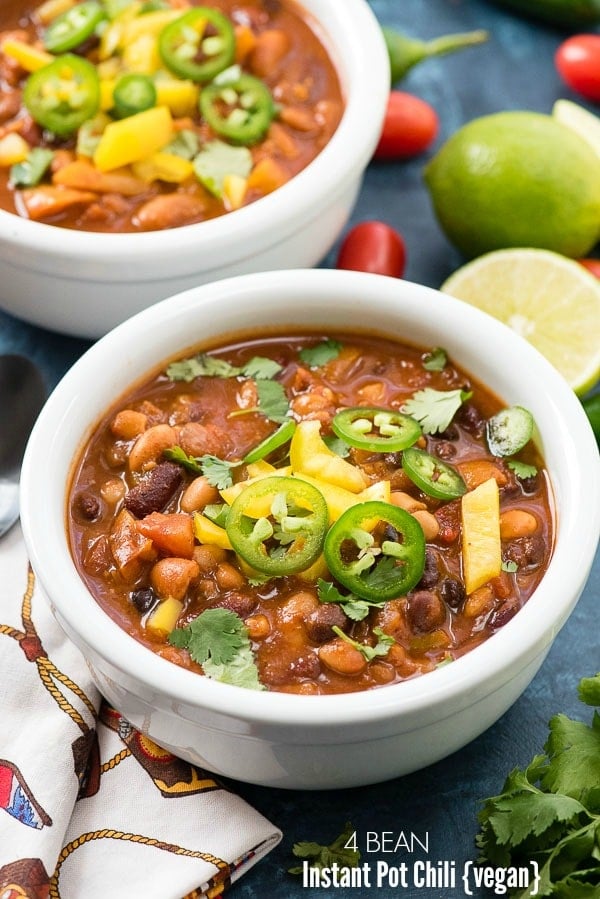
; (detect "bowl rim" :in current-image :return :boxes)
[0,0,389,268]
[20,269,600,729]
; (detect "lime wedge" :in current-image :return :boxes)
[553,99,600,161]
[441,248,600,395]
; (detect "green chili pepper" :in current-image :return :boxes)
[23,55,100,137]
[402,447,467,500]
[332,407,421,453]
[488,0,600,27]
[582,393,600,444]
[113,73,157,118]
[324,501,426,601]
[200,73,275,146]
[159,7,235,83]
[9,148,54,187]
[226,476,328,576]
[382,26,489,85]
[44,1,106,54]
[243,419,296,465]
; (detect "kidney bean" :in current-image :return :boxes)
[304,604,348,644]
[212,590,258,618]
[433,440,456,460]
[488,600,520,630]
[124,461,183,518]
[406,590,446,633]
[289,653,321,680]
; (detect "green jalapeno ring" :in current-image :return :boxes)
[23,54,101,137]
[113,73,157,119]
[226,476,328,576]
[243,419,296,465]
[44,1,106,54]
[324,501,426,601]
[200,74,275,146]
[159,7,236,83]
[401,446,467,500]
[332,406,422,453]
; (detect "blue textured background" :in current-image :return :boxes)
[1,1,599,896]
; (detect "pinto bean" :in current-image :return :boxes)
[193,544,227,572]
[150,557,199,600]
[318,639,367,676]
[180,476,219,513]
[100,477,126,505]
[133,194,205,231]
[111,409,147,440]
[128,424,177,472]
[463,585,494,618]
[412,510,440,541]
[406,591,446,633]
[178,422,231,459]
[215,562,246,591]
[499,509,538,540]
[304,604,348,644]
[245,614,271,640]
[390,491,426,513]
[124,461,183,518]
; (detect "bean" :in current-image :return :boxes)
[245,614,271,640]
[406,590,446,633]
[318,640,367,676]
[440,577,466,610]
[180,476,220,513]
[412,509,440,541]
[434,440,456,460]
[215,562,246,591]
[279,591,319,622]
[213,590,257,618]
[74,491,101,521]
[504,535,545,569]
[489,600,520,630]
[128,424,177,472]
[417,548,440,589]
[463,585,494,618]
[369,661,395,684]
[193,544,227,573]
[279,106,316,132]
[249,29,290,77]
[124,461,183,518]
[304,604,348,644]
[500,509,538,540]
[133,194,205,231]
[130,587,157,614]
[110,409,147,440]
[100,477,126,505]
[289,653,321,680]
[178,421,231,459]
[390,491,426,512]
[150,557,200,600]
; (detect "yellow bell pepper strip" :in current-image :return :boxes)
[131,151,193,183]
[122,33,162,73]
[223,173,247,210]
[219,466,291,506]
[193,511,233,551]
[155,79,199,116]
[1,38,54,72]
[93,105,173,171]
[146,596,183,636]
[294,473,391,524]
[125,8,182,41]
[290,420,367,493]
[461,477,502,594]
[100,79,116,111]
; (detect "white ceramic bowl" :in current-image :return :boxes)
[0,0,388,339]
[21,269,600,789]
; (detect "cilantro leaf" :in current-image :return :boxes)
[242,356,283,380]
[332,625,394,662]
[10,148,54,188]
[164,129,200,160]
[402,388,472,435]
[169,609,263,691]
[255,379,290,423]
[579,674,600,707]
[299,339,343,368]
[163,446,240,489]
[289,822,360,875]
[317,579,384,622]
[193,139,252,199]
[323,434,351,458]
[422,347,447,372]
[166,353,241,381]
[541,713,600,808]
[507,459,538,479]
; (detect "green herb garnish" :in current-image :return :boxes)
[422,347,448,372]
[507,459,538,480]
[332,625,394,662]
[164,446,241,489]
[169,608,263,690]
[289,822,360,876]
[323,434,351,458]
[299,339,343,368]
[164,128,200,160]
[10,148,54,188]
[476,672,600,894]
[166,353,282,382]
[317,578,385,622]
[402,388,472,435]
[192,139,252,199]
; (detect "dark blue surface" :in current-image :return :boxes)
[1,1,599,895]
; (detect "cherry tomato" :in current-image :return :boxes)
[578,258,600,277]
[374,91,439,160]
[336,221,407,278]
[555,35,600,102]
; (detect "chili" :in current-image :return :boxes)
[226,476,328,576]
[323,501,426,601]
[200,73,275,146]
[332,406,421,453]
[23,54,100,137]
[113,73,157,119]
[158,7,235,84]
[401,447,467,500]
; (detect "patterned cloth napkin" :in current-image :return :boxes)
[0,523,281,899]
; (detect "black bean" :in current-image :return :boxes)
[437,424,459,441]
[519,474,539,495]
[434,440,456,460]
[305,604,348,644]
[418,549,440,589]
[504,535,545,569]
[457,403,485,436]
[212,591,258,618]
[440,577,466,610]
[131,588,156,614]
[124,461,183,518]
[74,492,101,521]
[406,590,446,633]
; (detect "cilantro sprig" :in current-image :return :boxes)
[229,379,290,424]
[317,579,385,622]
[164,446,241,489]
[422,347,448,372]
[169,608,263,690]
[476,672,600,895]
[402,387,472,435]
[332,625,395,662]
[299,339,343,368]
[289,822,360,876]
[507,459,538,480]
[166,353,282,382]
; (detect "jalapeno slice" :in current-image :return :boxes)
[200,73,275,145]
[23,55,100,137]
[226,476,328,576]
[243,419,297,465]
[332,406,422,453]
[113,73,157,119]
[324,501,425,601]
[44,1,106,53]
[159,8,235,83]
[402,446,467,500]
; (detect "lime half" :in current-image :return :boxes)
[441,248,600,394]
[553,99,600,160]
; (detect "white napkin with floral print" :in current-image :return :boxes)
[0,523,281,899]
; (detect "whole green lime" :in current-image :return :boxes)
[424,111,600,259]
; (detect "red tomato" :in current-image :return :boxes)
[555,35,600,102]
[578,258,600,278]
[374,91,439,160]
[336,221,407,278]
